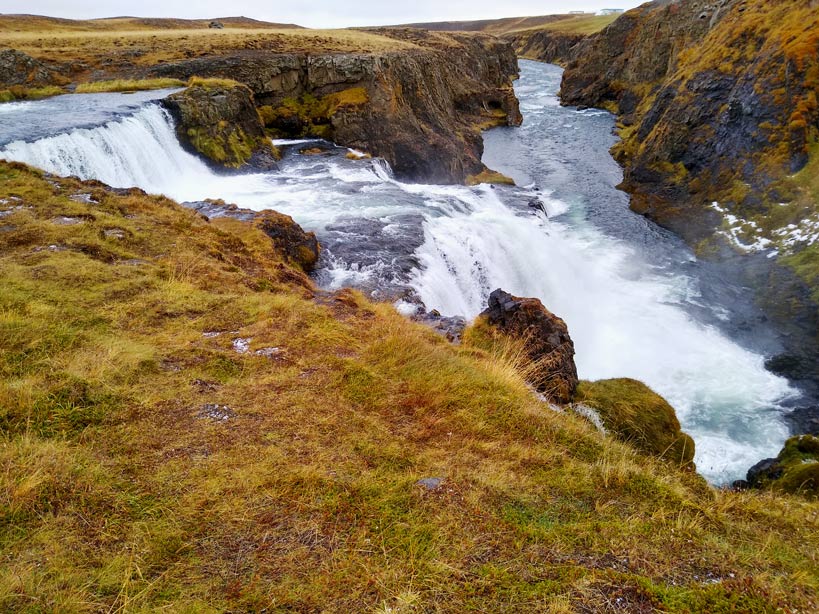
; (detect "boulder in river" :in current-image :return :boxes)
[480,288,578,404]
[162,78,277,169]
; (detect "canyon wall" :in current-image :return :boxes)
[147,30,522,184]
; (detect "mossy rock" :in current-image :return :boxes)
[466,169,516,186]
[163,81,269,168]
[748,435,819,499]
[258,87,369,140]
[574,378,696,468]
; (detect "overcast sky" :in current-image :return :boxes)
[2,1,646,28]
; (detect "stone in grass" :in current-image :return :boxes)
[417,477,445,491]
[197,404,233,422]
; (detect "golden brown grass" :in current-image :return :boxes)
[0,161,817,611]
[74,78,185,93]
[0,14,302,33]
[526,14,618,35]
[0,26,419,72]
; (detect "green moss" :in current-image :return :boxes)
[776,463,819,497]
[574,379,696,468]
[466,169,516,186]
[185,125,257,168]
[260,87,369,139]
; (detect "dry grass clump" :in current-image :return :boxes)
[0,161,817,611]
[0,85,64,102]
[75,78,185,93]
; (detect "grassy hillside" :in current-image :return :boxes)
[1,160,818,611]
[0,14,302,32]
[400,13,618,36]
[0,20,418,73]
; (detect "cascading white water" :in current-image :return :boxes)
[409,186,794,480]
[0,68,799,484]
[0,105,211,193]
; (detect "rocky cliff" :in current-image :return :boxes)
[562,0,819,242]
[147,30,521,184]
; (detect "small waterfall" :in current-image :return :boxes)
[0,105,211,193]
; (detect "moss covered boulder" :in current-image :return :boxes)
[746,435,819,499]
[163,78,277,169]
[574,379,696,468]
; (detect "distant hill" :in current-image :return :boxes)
[0,14,303,32]
[396,13,617,36]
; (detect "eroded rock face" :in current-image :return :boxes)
[481,288,578,403]
[162,81,276,169]
[149,31,521,184]
[505,30,586,66]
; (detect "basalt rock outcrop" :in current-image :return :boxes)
[574,379,696,468]
[561,0,819,243]
[162,80,277,170]
[480,288,578,404]
[0,49,63,88]
[148,30,522,184]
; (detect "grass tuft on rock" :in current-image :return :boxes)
[75,78,185,93]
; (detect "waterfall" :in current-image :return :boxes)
[0,80,798,484]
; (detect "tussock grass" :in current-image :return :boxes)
[0,85,64,102]
[186,76,243,89]
[75,78,185,93]
[0,161,817,611]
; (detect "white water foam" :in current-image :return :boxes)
[407,185,794,481]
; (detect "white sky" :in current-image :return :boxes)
[0,1,646,29]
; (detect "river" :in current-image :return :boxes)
[0,60,798,483]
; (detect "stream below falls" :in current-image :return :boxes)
[0,60,801,484]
